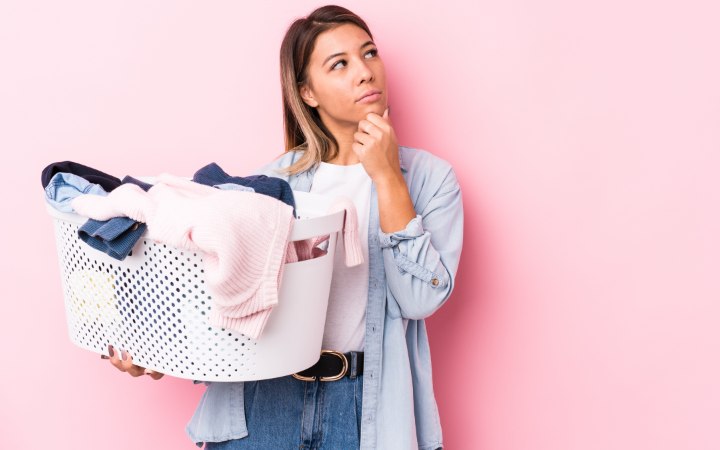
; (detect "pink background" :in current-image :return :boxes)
[1,0,719,449]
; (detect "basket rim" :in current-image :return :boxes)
[45,191,348,242]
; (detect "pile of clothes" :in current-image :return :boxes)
[43,161,362,339]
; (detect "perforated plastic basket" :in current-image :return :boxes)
[47,191,344,382]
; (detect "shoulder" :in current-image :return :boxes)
[252,150,306,180]
[399,146,458,191]
[399,146,452,171]
[398,147,462,215]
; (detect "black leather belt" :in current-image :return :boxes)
[292,350,364,382]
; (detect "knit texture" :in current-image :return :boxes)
[329,198,364,267]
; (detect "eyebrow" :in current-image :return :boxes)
[322,40,375,67]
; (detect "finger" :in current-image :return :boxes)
[120,350,145,377]
[127,366,146,377]
[144,369,165,380]
[359,120,383,140]
[351,142,366,158]
[357,119,371,132]
[365,113,391,132]
[383,107,389,119]
[108,345,126,371]
[354,131,374,147]
[358,119,376,135]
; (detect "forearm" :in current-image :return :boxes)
[378,165,464,320]
[374,170,416,233]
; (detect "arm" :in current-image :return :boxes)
[353,112,464,320]
[378,166,464,320]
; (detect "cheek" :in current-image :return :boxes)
[376,66,387,86]
[317,81,352,111]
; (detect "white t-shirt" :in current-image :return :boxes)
[309,161,372,352]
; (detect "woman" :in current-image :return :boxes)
[105,5,463,449]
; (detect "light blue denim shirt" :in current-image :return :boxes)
[186,146,464,450]
[44,172,108,213]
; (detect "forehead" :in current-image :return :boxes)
[310,23,372,63]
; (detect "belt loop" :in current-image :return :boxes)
[349,352,358,379]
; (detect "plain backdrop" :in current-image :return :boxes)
[1,0,719,449]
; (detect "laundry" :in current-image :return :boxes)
[41,161,122,192]
[71,173,294,339]
[44,172,108,213]
[77,176,153,261]
[213,183,255,193]
[47,161,363,339]
[77,216,146,260]
[285,235,329,263]
[192,162,297,216]
[324,197,363,267]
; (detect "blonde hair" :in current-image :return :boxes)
[279,5,373,175]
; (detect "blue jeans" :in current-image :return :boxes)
[205,374,363,450]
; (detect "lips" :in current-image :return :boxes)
[356,89,382,103]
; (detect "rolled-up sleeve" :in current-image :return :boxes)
[378,168,463,320]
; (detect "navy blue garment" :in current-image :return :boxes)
[192,163,296,217]
[120,175,153,191]
[41,161,122,192]
[77,176,153,261]
[77,217,147,260]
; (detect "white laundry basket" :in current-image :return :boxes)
[47,191,344,382]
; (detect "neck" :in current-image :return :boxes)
[323,119,360,165]
[327,145,359,165]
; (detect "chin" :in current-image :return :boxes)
[361,103,387,118]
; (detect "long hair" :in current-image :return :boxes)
[279,5,373,174]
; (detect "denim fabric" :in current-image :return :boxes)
[204,375,363,450]
[213,183,255,193]
[44,172,108,213]
[186,147,463,450]
[192,162,296,216]
[77,217,147,260]
[41,161,121,192]
[76,175,152,260]
[121,175,153,191]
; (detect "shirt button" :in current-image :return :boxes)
[131,223,139,231]
[431,278,439,286]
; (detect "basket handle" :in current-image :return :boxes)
[288,209,346,241]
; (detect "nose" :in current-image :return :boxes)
[356,59,374,85]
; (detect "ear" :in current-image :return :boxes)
[299,84,319,108]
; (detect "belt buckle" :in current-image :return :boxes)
[319,350,348,382]
[291,349,348,382]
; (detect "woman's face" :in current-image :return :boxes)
[300,23,387,129]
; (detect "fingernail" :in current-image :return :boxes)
[144,369,154,376]
[100,355,110,360]
[120,350,127,361]
[107,345,114,358]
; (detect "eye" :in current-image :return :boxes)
[364,48,378,59]
[330,59,347,70]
